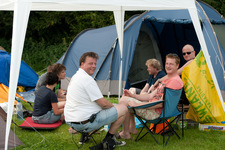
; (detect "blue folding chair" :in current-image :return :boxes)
[130,87,183,146]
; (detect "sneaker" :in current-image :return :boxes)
[78,133,90,144]
[112,136,126,146]
[102,137,116,149]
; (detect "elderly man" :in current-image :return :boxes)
[177,44,196,75]
[117,54,183,139]
[64,52,127,147]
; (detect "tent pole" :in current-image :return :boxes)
[188,8,225,111]
[196,1,225,87]
[113,9,124,99]
[5,1,31,150]
[93,39,117,98]
[107,40,117,98]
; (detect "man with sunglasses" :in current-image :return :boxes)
[182,44,196,61]
[153,44,196,87]
[178,44,196,75]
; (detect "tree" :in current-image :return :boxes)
[0,1,224,72]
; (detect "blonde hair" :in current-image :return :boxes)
[166,53,180,65]
[145,59,161,70]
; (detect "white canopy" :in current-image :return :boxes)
[1,0,223,149]
[1,0,196,11]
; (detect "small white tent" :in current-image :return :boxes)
[1,0,224,149]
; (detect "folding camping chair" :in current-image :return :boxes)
[130,87,183,146]
[70,127,103,149]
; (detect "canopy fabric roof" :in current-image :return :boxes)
[1,0,196,11]
[1,0,224,149]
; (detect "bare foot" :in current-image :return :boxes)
[118,131,131,140]
[129,128,137,135]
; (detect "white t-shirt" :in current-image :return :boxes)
[64,68,103,122]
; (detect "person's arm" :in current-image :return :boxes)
[177,60,193,75]
[52,102,64,115]
[96,97,114,109]
[128,100,163,109]
[140,83,149,94]
[57,89,66,98]
[147,85,154,93]
[148,75,168,93]
[133,88,158,101]
[35,74,46,94]
[123,89,134,97]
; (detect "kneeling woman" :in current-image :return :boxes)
[32,72,65,124]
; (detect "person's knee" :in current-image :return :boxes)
[129,88,136,94]
[119,96,124,104]
[119,96,129,106]
[58,101,66,109]
[115,104,128,117]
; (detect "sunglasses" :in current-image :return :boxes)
[183,51,193,55]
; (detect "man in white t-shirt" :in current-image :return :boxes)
[64,52,127,147]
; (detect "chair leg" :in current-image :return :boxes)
[135,115,159,145]
[72,129,99,149]
[89,129,100,144]
[135,127,144,142]
[182,103,184,137]
[72,133,84,149]
[166,121,180,139]
[165,134,172,146]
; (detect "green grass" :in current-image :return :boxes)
[11,122,225,150]
[10,99,225,150]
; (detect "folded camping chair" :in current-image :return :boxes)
[130,87,183,146]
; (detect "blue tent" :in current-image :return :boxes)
[0,50,38,88]
[60,0,225,98]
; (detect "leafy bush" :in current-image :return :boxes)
[22,38,69,72]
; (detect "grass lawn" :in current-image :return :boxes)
[9,98,225,150]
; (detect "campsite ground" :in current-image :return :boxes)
[11,98,225,150]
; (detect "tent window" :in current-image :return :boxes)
[213,24,225,52]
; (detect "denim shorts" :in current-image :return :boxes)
[67,107,118,133]
[32,110,61,124]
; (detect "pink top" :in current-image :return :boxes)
[149,75,184,114]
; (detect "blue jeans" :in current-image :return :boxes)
[67,107,118,133]
[32,110,61,124]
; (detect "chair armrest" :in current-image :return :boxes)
[128,100,164,109]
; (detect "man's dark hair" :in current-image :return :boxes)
[45,72,58,85]
[79,52,99,66]
[52,63,66,75]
